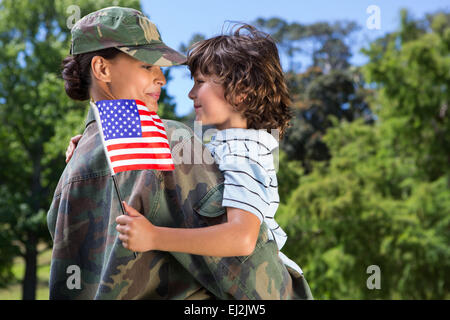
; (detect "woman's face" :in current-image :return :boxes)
[102,53,166,112]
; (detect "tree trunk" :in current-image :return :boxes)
[21,153,42,300]
[22,232,37,300]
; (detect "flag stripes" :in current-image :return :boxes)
[94,99,174,174]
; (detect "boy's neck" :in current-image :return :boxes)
[215,115,247,131]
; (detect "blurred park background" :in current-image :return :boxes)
[0,0,448,300]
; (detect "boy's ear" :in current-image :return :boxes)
[235,93,247,105]
[91,56,112,83]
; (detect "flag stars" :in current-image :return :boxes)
[96,100,143,141]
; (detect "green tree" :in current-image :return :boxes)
[0,0,167,299]
[255,18,373,171]
[277,9,450,299]
[279,118,449,299]
[255,18,359,73]
[179,33,206,54]
[158,68,181,121]
[282,67,373,172]
[275,150,303,204]
[362,9,450,183]
[174,33,208,128]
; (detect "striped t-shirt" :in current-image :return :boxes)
[207,128,303,275]
[206,128,287,250]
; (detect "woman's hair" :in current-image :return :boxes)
[187,24,293,138]
[61,47,121,101]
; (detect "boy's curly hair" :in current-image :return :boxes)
[186,24,293,138]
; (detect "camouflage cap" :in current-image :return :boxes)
[70,6,186,67]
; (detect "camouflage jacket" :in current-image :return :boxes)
[47,106,313,300]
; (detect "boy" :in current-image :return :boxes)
[117,24,303,275]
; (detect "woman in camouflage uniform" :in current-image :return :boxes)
[49,6,313,300]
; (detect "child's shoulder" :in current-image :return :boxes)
[212,128,278,153]
[208,128,279,172]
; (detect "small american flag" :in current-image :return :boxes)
[92,99,174,174]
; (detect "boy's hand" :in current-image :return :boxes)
[115,201,156,252]
[65,134,83,163]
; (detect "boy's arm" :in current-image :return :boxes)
[117,202,261,257]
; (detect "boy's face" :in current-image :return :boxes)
[188,72,247,130]
[99,53,166,112]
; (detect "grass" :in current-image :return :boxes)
[0,243,51,300]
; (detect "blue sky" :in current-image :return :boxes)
[140,0,449,116]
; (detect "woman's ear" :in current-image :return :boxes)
[91,56,112,83]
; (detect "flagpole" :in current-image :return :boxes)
[112,175,138,259]
[111,175,126,214]
[90,100,137,259]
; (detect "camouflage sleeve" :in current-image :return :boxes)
[48,117,312,300]
[89,119,226,300]
[47,117,214,300]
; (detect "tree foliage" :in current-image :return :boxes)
[0,0,172,299]
[362,9,450,182]
[255,18,373,172]
[277,10,450,299]
[255,17,359,72]
[1,0,448,300]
